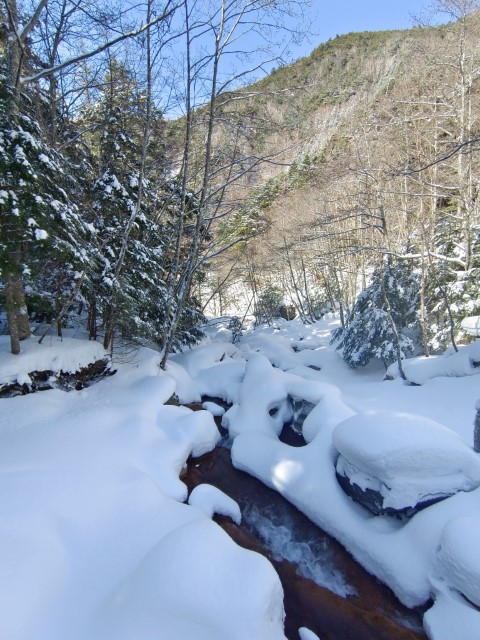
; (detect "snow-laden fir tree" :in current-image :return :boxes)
[79,61,159,349]
[0,76,89,352]
[334,257,420,368]
[82,60,204,353]
[427,200,480,352]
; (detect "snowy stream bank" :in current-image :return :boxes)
[184,446,427,640]
[2,318,480,640]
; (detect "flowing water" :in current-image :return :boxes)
[242,502,355,598]
[184,445,427,640]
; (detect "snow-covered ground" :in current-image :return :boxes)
[1,316,480,640]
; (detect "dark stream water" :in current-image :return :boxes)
[184,435,428,640]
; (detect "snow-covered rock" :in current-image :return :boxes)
[0,335,108,385]
[333,411,480,513]
[432,516,480,607]
[298,627,320,640]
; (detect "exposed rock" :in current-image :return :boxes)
[0,358,114,398]
[335,470,445,518]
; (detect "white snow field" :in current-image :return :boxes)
[0,336,285,640]
[1,316,480,640]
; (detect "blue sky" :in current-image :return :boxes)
[289,0,441,60]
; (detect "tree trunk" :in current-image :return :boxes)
[474,404,480,454]
[3,0,31,353]
[88,302,97,340]
[5,270,21,354]
[381,264,407,381]
[5,252,31,348]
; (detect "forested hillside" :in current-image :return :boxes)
[204,3,480,369]
[1,0,479,369]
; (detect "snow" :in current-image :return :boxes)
[2,317,480,639]
[0,340,286,640]
[188,484,241,524]
[0,335,109,385]
[333,411,480,509]
[34,228,48,240]
[386,340,480,384]
[432,516,480,607]
[168,342,245,404]
[299,628,320,640]
[96,517,285,640]
[461,316,480,336]
[202,400,225,416]
[223,318,480,637]
[423,586,480,640]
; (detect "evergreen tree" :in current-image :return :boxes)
[334,258,420,368]
[427,201,480,351]
[81,60,204,352]
[80,61,154,348]
[0,77,89,349]
[255,285,285,326]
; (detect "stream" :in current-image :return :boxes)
[184,439,428,640]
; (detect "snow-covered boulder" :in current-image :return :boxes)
[168,343,246,405]
[333,411,480,515]
[222,354,294,438]
[188,484,241,524]
[0,336,111,395]
[433,516,480,607]
[424,516,480,640]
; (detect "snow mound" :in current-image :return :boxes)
[222,352,353,441]
[168,343,245,404]
[241,333,299,369]
[0,335,108,385]
[188,484,241,524]
[97,517,284,640]
[386,340,480,384]
[223,354,294,438]
[202,401,226,416]
[433,516,480,607]
[0,344,285,640]
[424,586,480,640]
[301,385,355,443]
[333,412,480,509]
[171,342,243,377]
[299,628,320,640]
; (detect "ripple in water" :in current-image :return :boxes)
[243,503,356,598]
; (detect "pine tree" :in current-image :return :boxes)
[0,77,89,350]
[427,200,480,351]
[80,61,153,348]
[335,258,420,368]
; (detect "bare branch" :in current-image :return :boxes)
[21,0,181,84]
[19,0,48,43]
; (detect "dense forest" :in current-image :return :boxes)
[1,0,479,371]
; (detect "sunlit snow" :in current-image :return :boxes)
[1,316,480,639]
